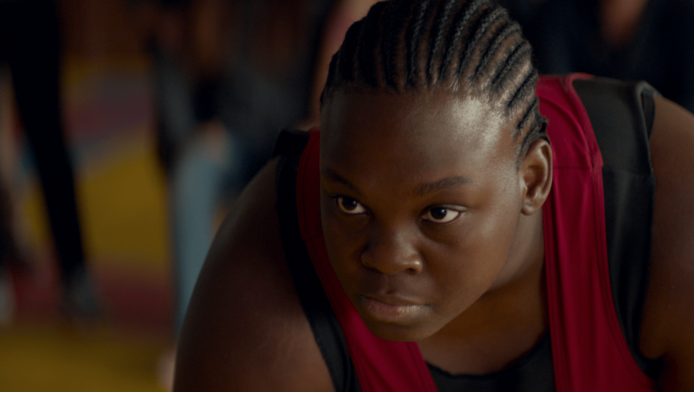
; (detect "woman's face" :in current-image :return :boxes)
[320,91,531,341]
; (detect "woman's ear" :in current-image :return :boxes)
[519,139,553,215]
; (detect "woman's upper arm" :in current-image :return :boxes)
[640,95,693,390]
[173,159,334,391]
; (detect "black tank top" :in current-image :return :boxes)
[274,78,660,391]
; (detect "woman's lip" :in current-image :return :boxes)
[358,295,428,323]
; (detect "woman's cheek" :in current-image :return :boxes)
[322,215,364,274]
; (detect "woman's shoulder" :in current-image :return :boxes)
[568,79,693,388]
[173,158,333,391]
[638,95,693,390]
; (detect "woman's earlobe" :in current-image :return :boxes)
[520,139,553,215]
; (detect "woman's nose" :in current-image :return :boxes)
[360,226,423,275]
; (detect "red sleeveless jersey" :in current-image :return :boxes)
[295,74,653,391]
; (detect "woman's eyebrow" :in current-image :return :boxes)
[414,176,472,196]
[322,168,471,196]
[321,167,361,193]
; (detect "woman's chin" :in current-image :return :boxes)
[361,316,442,342]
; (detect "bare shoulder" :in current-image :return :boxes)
[639,95,693,390]
[173,159,333,391]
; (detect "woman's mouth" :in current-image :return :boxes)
[357,295,429,324]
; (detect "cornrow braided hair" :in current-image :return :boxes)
[321,0,548,161]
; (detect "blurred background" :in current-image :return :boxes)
[0,0,691,390]
[0,0,175,390]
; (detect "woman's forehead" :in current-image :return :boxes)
[320,91,517,181]
[321,91,509,153]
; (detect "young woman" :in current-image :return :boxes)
[173,0,693,390]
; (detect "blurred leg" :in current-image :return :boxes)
[8,0,95,315]
[170,125,242,331]
[0,4,14,324]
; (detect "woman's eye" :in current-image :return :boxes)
[335,196,367,215]
[422,207,462,223]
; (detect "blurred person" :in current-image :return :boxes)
[499,0,693,112]
[133,0,336,386]
[145,0,335,335]
[174,0,692,390]
[139,0,335,385]
[0,0,99,320]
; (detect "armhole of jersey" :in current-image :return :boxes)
[274,130,360,391]
[572,78,661,376]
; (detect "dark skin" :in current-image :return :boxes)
[174,89,692,391]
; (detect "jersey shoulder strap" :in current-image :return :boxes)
[538,74,653,391]
[274,129,360,391]
[573,77,659,375]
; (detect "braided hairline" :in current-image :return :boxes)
[321,0,548,160]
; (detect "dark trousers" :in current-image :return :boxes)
[0,0,86,287]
